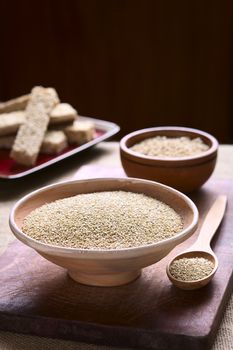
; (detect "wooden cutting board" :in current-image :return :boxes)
[0,168,232,350]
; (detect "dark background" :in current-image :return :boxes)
[0,0,232,142]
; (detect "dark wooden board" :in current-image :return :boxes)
[0,171,232,350]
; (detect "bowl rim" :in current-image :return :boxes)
[120,126,218,165]
[9,177,199,259]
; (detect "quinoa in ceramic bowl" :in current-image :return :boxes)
[10,177,198,287]
[120,126,218,193]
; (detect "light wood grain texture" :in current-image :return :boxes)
[9,178,198,287]
[167,195,227,290]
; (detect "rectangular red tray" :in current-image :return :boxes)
[0,116,120,180]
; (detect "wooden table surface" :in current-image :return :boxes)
[0,142,232,350]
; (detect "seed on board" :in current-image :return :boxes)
[130,136,209,158]
[169,257,215,282]
[22,191,183,250]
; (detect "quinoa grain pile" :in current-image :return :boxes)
[131,136,209,157]
[22,191,183,249]
[169,257,214,281]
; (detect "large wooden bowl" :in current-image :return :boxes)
[120,126,218,193]
[9,178,198,287]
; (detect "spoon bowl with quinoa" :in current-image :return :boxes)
[120,126,218,193]
[10,177,198,287]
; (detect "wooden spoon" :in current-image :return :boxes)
[166,195,227,290]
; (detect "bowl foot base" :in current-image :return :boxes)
[68,270,141,287]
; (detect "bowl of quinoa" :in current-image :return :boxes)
[120,126,218,193]
[10,177,198,287]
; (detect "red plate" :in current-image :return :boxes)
[0,116,120,180]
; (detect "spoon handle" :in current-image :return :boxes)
[188,195,227,251]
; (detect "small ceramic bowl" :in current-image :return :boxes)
[9,178,198,287]
[120,126,218,193]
